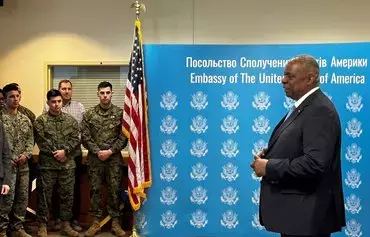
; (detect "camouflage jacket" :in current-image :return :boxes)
[18,105,36,124]
[0,111,34,172]
[81,104,127,166]
[34,112,79,170]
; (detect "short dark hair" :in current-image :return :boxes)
[58,79,73,89]
[3,83,20,97]
[0,89,4,97]
[7,83,20,90]
[47,89,62,101]
[8,82,19,87]
[97,81,112,90]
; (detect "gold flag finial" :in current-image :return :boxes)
[131,1,146,19]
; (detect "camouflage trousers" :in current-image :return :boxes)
[0,168,29,231]
[36,169,75,223]
[88,165,123,218]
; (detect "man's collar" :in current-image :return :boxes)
[63,100,72,107]
[294,87,319,108]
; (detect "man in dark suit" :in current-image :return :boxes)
[0,121,11,199]
[250,55,345,237]
[0,121,11,237]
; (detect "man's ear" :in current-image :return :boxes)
[307,72,317,85]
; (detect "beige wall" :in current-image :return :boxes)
[0,0,370,115]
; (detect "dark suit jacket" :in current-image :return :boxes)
[259,89,345,236]
[0,121,11,188]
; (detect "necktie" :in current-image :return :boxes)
[284,105,296,121]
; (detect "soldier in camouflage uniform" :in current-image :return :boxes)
[43,79,85,232]
[0,84,33,237]
[7,83,36,236]
[81,81,127,237]
[34,89,79,237]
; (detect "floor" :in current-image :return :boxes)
[45,232,121,236]
[27,225,132,237]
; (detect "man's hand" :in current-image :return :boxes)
[251,158,269,177]
[98,150,113,161]
[53,150,66,162]
[11,160,18,168]
[16,154,28,166]
[250,148,268,177]
[255,148,267,159]
[1,185,10,195]
[59,156,67,163]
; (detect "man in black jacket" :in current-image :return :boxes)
[0,121,11,237]
[251,55,345,237]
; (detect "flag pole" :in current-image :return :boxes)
[129,3,146,237]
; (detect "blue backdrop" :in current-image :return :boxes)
[135,43,368,237]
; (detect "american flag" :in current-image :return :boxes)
[122,19,152,211]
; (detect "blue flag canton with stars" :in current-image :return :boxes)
[129,25,143,93]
